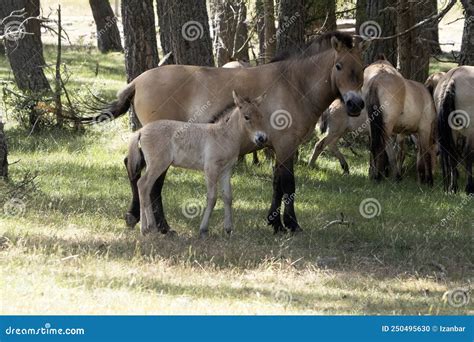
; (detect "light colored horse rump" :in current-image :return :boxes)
[434,66,474,194]
[132,91,267,237]
[365,59,437,184]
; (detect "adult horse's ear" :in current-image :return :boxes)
[232,90,244,108]
[254,92,267,106]
[331,36,344,52]
[358,39,370,52]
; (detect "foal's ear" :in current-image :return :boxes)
[331,36,344,52]
[232,90,245,108]
[253,92,267,106]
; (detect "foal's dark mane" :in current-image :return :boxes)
[209,96,254,124]
[270,31,353,63]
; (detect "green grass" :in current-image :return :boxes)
[0,47,472,315]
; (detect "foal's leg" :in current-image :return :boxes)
[124,152,146,228]
[220,168,233,235]
[199,170,219,238]
[308,136,327,167]
[328,143,349,175]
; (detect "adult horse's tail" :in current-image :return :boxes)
[437,80,458,192]
[78,82,136,124]
[366,79,387,180]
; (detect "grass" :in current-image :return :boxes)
[0,47,472,315]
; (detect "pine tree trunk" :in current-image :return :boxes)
[121,0,159,129]
[276,0,305,54]
[256,0,266,64]
[428,0,441,55]
[0,121,7,179]
[157,0,214,66]
[263,0,277,63]
[156,0,175,65]
[355,0,367,34]
[398,0,431,82]
[307,0,336,34]
[212,0,249,66]
[460,0,474,66]
[0,40,4,55]
[89,0,123,53]
[363,0,397,67]
[0,0,51,127]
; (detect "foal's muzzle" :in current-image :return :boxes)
[343,91,365,117]
[254,132,268,147]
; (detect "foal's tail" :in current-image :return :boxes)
[76,82,136,124]
[366,79,387,179]
[125,132,145,181]
[437,79,458,191]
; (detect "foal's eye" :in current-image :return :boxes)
[335,63,342,71]
[244,115,250,121]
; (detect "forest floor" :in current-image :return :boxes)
[0,46,472,314]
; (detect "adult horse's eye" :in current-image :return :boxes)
[335,63,342,71]
[244,115,250,121]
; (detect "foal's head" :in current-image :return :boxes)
[232,90,268,147]
[330,35,368,116]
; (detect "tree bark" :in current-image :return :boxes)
[428,0,441,55]
[362,0,398,67]
[398,0,431,83]
[0,0,51,127]
[355,0,367,35]
[256,0,266,64]
[156,0,175,64]
[0,121,7,179]
[121,0,159,129]
[212,0,249,66]
[89,0,123,53]
[276,0,305,54]
[157,0,214,66]
[460,0,474,66]
[263,0,277,63]
[306,0,336,34]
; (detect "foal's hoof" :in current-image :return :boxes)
[199,230,209,239]
[140,225,152,236]
[125,212,139,229]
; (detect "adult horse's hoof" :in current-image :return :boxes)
[166,230,178,237]
[465,183,474,195]
[125,212,139,229]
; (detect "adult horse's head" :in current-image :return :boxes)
[330,35,368,116]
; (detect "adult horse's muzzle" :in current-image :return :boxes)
[343,91,365,117]
[254,132,268,147]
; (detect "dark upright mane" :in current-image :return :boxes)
[270,31,354,63]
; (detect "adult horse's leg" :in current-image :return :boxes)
[267,160,286,234]
[465,149,474,194]
[150,169,172,233]
[280,154,301,232]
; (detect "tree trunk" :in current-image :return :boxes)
[263,0,277,63]
[212,0,249,66]
[460,0,474,66]
[0,40,4,55]
[0,0,51,128]
[121,0,159,129]
[398,0,431,83]
[0,121,7,179]
[157,0,214,66]
[256,0,266,64]
[276,0,305,54]
[428,0,441,55]
[355,0,367,35]
[362,0,398,67]
[156,0,175,65]
[306,0,336,34]
[89,0,123,53]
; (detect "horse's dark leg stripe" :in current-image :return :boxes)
[267,164,285,233]
[281,157,300,232]
[150,169,170,233]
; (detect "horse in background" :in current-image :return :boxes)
[365,57,437,185]
[433,66,474,194]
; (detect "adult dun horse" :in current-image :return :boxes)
[80,31,367,234]
[365,57,437,184]
[433,66,474,194]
